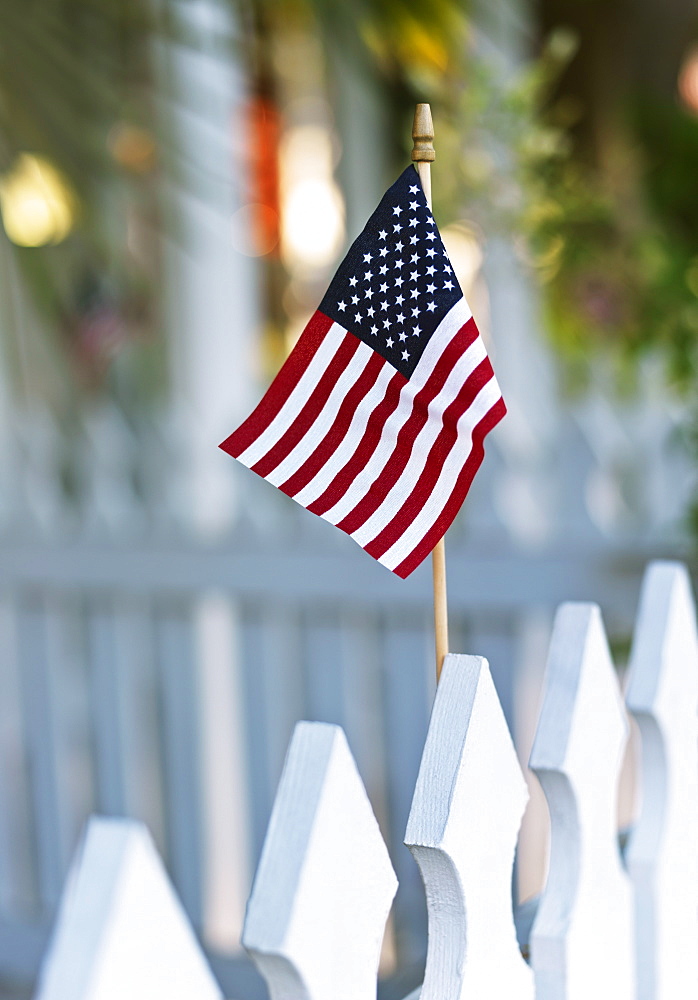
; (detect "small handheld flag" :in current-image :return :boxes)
[220,163,505,578]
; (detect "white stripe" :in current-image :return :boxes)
[265,340,375,485]
[320,299,473,526]
[378,378,502,570]
[350,337,487,546]
[293,361,396,506]
[236,322,346,468]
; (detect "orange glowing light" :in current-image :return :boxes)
[678,47,698,114]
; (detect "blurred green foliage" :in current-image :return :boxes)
[0,0,159,408]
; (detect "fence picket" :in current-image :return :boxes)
[381,612,432,963]
[529,603,634,1000]
[405,654,533,1000]
[86,599,128,816]
[34,816,222,1000]
[155,599,204,929]
[239,602,303,861]
[625,561,698,1000]
[242,721,397,1000]
[15,595,70,909]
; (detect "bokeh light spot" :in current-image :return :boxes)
[678,47,698,114]
[0,153,75,247]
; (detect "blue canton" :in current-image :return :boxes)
[319,166,463,379]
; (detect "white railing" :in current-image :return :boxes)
[30,560,698,999]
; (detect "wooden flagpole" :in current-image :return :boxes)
[412,103,449,683]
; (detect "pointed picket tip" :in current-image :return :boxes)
[242,721,397,1000]
[529,603,628,778]
[529,603,634,1000]
[34,816,222,1000]
[625,561,698,1000]
[625,560,698,720]
[405,654,533,1000]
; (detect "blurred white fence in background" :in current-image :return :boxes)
[0,357,691,1000]
[29,561,698,1000]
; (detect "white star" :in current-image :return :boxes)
[393,223,402,232]
[364,288,374,299]
[396,313,405,324]
[395,294,404,304]
[379,264,388,274]
[386,337,394,348]
[338,301,346,311]
[426,265,436,276]
[402,350,409,361]
[409,234,418,244]
[409,217,418,228]
[409,200,419,210]
[411,253,419,263]
[444,264,452,273]
[371,325,378,335]
[399,332,407,341]
[355,312,362,322]
[426,283,436,294]
[426,248,436,258]
[380,300,389,310]
[412,307,419,318]
[349,276,358,286]
[427,217,435,225]
[395,276,404,287]
[412,324,421,335]
[426,301,436,312]
[395,241,404,252]
[363,252,372,262]
[379,247,388,257]
[383,318,391,329]
[367,305,375,316]
[444,280,454,291]
[426,231,436,241]
[410,288,419,299]
[393,205,403,215]
[409,184,419,193]
[364,271,373,281]
[410,270,419,282]
[380,282,388,293]
[394,259,404,269]
[352,294,359,304]
[378,230,387,240]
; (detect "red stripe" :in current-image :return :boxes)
[364,357,495,559]
[251,331,362,478]
[335,318,479,535]
[218,310,334,458]
[278,351,386,498]
[307,368,407,515]
[391,396,507,578]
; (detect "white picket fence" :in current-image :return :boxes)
[31,560,698,999]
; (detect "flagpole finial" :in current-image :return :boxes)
[412,103,435,162]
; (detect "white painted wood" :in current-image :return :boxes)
[154,599,203,928]
[625,561,698,1000]
[16,595,70,908]
[382,613,433,961]
[157,0,259,535]
[86,600,128,816]
[529,603,634,1000]
[34,816,222,1000]
[242,721,397,1000]
[405,653,533,1000]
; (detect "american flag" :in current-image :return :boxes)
[220,166,505,578]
